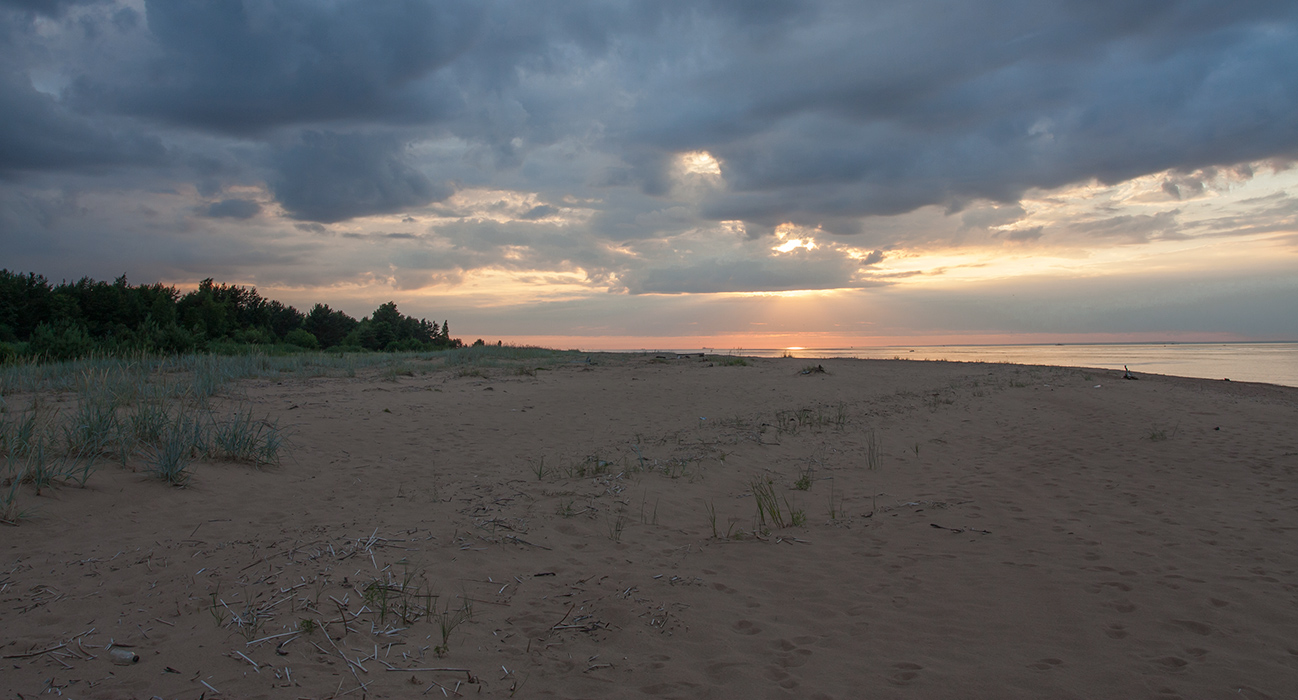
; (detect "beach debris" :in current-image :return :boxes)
[1123,365,1139,380]
[109,648,139,665]
[799,364,827,375]
[930,523,991,535]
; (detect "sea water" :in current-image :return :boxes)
[651,343,1298,389]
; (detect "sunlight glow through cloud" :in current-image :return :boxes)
[679,151,722,176]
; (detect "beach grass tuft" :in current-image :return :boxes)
[865,428,881,470]
[750,475,787,529]
[144,415,198,486]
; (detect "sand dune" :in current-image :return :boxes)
[4,355,1297,699]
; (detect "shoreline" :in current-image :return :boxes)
[593,343,1298,389]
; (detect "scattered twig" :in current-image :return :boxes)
[4,643,66,659]
[233,650,259,671]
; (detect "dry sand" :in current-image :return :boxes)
[3,355,1297,699]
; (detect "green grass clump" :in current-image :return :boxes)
[794,467,813,491]
[211,409,285,466]
[144,414,200,486]
[750,476,788,529]
[1,467,24,524]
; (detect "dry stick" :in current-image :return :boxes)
[386,667,471,673]
[550,603,576,630]
[245,630,299,646]
[233,650,259,671]
[317,618,367,686]
[339,681,372,697]
[422,678,461,697]
[4,643,66,659]
[331,598,352,638]
[276,635,300,655]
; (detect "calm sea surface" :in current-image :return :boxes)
[615,343,1298,389]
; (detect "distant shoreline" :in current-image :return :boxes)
[593,342,1298,388]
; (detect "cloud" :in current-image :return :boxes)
[520,204,558,220]
[1000,226,1044,242]
[1067,211,1180,243]
[202,198,260,219]
[68,0,484,134]
[270,131,451,223]
[0,69,165,176]
[626,2,1298,229]
[620,244,865,294]
[0,0,107,18]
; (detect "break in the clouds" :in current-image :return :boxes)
[2,0,1296,342]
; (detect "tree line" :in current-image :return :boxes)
[0,270,464,362]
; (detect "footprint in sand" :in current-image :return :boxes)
[1105,600,1137,613]
[763,666,792,682]
[769,640,813,668]
[705,661,746,681]
[887,662,923,685]
[732,620,761,635]
[776,650,812,669]
[1028,658,1064,671]
[1151,656,1189,671]
[1104,623,1128,639]
[1170,619,1214,636]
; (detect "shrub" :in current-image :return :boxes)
[28,322,95,361]
[285,328,320,349]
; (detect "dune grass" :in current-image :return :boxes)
[1,345,583,519]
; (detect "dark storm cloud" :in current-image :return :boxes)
[14,0,1298,221]
[70,0,484,134]
[670,1,1298,228]
[0,0,106,17]
[269,131,450,223]
[0,69,165,175]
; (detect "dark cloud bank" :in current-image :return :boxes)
[2,0,1297,299]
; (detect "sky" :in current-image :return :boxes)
[2,0,1296,349]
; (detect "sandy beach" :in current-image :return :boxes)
[3,354,1297,699]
